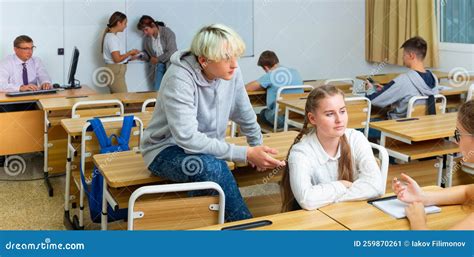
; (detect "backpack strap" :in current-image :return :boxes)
[117,115,135,146]
[88,118,112,149]
[427,95,436,115]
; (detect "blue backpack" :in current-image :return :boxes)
[80,115,135,223]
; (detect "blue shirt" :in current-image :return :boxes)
[257,66,303,110]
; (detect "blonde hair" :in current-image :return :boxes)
[281,85,353,212]
[190,24,245,61]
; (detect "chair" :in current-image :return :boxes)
[71,99,124,119]
[370,143,389,194]
[406,95,446,118]
[346,97,371,137]
[65,115,144,230]
[323,78,355,94]
[467,84,474,101]
[141,98,157,113]
[128,182,225,230]
[271,85,314,132]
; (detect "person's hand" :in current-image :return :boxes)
[339,180,353,188]
[393,173,425,203]
[405,202,428,230]
[19,84,39,91]
[128,49,140,56]
[150,56,159,65]
[41,83,52,90]
[366,80,382,92]
[247,146,286,171]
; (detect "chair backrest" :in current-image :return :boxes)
[273,85,314,132]
[128,182,225,230]
[323,78,355,94]
[406,94,446,118]
[346,97,371,137]
[467,84,474,102]
[141,98,157,113]
[72,99,124,119]
[369,143,389,194]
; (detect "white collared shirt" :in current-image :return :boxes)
[0,54,51,92]
[288,129,384,210]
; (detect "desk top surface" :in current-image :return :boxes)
[38,93,118,111]
[356,71,451,84]
[112,91,157,104]
[93,150,234,188]
[0,86,96,104]
[93,131,298,188]
[195,209,348,230]
[369,112,457,142]
[319,186,468,230]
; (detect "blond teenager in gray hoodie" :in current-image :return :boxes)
[141,24,285,222]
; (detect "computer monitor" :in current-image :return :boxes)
[65,47,81,89]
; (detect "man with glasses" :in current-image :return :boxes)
[0,35,52,92]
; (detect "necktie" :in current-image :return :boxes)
[22,63,28,85]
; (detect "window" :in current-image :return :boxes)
[439,0,474,44]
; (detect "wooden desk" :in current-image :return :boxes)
[319,186,469,230]
[246,89,266,110]
[112,91,157,113]
[370,113,459,186]
[92,131,296,230]
[0,86,97,196]
[356,71,451,84]
[195,209,347,230]
[439,83,470,110]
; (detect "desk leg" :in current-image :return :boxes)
[43,111,53,197]
[446,154,454,187]
[101,180,108,230]
[63,135,73,229]
[436,156,444,186]
[284,108,289,132]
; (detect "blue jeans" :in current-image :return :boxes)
[153,63,166,91]
[147,145,252,222]
[259,108,285,129]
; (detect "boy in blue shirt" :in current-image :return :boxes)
[246,50,303,128]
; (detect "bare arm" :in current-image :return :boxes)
[245,80,263,91]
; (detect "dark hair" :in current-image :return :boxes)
[14,35,33,47]
[401,36,427,60]
[458,100,474,134]
[257,50,279,68]
[137,15,165,30]
[281,85,353,212]
[101,11,127,53]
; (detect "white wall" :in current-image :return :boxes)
[2,0,435,93]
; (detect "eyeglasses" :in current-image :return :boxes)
[16,46,36,51]
[454,128,474,143]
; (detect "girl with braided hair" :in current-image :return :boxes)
[281,85,384,212]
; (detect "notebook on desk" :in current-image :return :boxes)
[369,196,441,219]
[6,88,62,97]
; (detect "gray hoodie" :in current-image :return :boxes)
[141,51,263,167]
[367,70,439,119]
